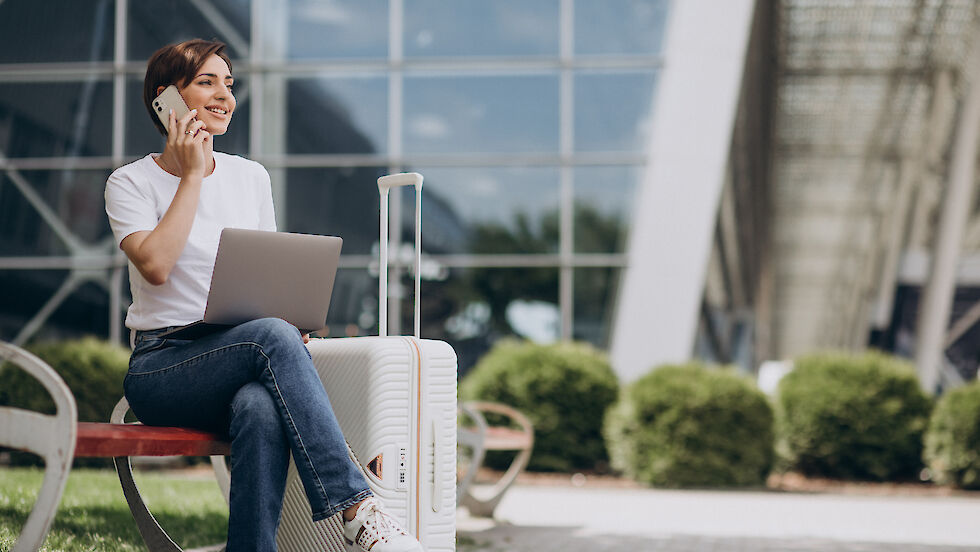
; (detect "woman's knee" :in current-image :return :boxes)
[229,382,283,438]
[243,317,302,347]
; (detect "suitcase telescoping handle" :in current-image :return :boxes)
[377,172,423,338]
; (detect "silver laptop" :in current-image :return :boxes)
[159,229,343,339]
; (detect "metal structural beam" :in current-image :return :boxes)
[915,26,980,393]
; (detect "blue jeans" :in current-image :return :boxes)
[125,317,372,552]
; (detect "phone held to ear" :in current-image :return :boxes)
[152,85,192,134]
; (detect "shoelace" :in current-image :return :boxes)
[356,500,407,543]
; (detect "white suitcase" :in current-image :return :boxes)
[276,173,458,552]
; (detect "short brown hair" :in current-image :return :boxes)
[143,39,233,136]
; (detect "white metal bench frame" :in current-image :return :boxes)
[0,342,78,552]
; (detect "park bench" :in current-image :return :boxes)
[1,341,233,552]
[2,341,535,551]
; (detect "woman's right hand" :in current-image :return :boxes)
[166,108,210,179]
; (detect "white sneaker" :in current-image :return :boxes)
[343,497,424,552]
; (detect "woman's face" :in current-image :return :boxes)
[177,54,236,136]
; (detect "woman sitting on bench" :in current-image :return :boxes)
[104,39,422,552]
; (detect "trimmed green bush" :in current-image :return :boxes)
[924,381,980,489]
[0,337,130,422]
[776,351,931,481]
[459,339,618,472]
[1,337,130,466]
[604,363,774,488]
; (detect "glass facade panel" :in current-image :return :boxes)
[413,166,560,254]
[573,267,621,349]
[284,167,386,255]
[322,268,376,335]
[403,74,559,154]
[128,0,252,61]
[574,0,669,56]
[2,170,113,247]
[125,78,250,157]
[1,178,62,257]
[574,165,641,253]
[0,0,115,63]
[0,269,71,336]
[284,0,388,60]
[575,71,657,152]
[405,0,558,58]
[408,266,560,375]
[0,2,661,364]
[286,76,387,154]
[0,81,113,158]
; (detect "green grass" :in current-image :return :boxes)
[0,466,228,552]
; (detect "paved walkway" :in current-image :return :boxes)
[457,485,980,551]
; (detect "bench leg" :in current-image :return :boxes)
[114,456,184,552]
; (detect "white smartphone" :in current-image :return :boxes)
[151,85,191,134]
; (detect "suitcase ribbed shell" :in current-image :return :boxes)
[276,336,457,551]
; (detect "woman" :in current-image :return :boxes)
[104,39,423,552]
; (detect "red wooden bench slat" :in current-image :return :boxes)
[75,422,230,458]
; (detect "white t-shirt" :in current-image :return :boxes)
[104,152,277,330]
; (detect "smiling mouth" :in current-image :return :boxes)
[205,106,229,116]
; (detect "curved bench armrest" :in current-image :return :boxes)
[457,400,534,518]
[456,402,489,503]
[0,341,77,552]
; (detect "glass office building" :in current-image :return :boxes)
[0,0,669,374]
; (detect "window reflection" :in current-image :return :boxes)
[574,165,641,253]
[574,267,621,349]
[287,76,387,154]
[0,0,115,63]
[322,268,376,335]
[405,0,558,57]
[285,0,388,59]
[128,0,251,61]
[404,266,560,375]
[0,81,113,158]
[0,1,662,358]
[404,74,559,154]
[412,166,560,254]
[0,269,70,335]
[1,178,62,257]
[574,0,669,56]
[284,167,386,255]
[575,71,657,152]
[3,169,113,247]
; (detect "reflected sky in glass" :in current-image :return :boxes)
[415,166,560,254]
[404,75,559,154]
[287,76,387,154]
[405,0,558,57]
[575,0,669,56]
[286,0,388,59]
[575,71,657,152]
[574,165,642,253]
[416,266,560,372]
